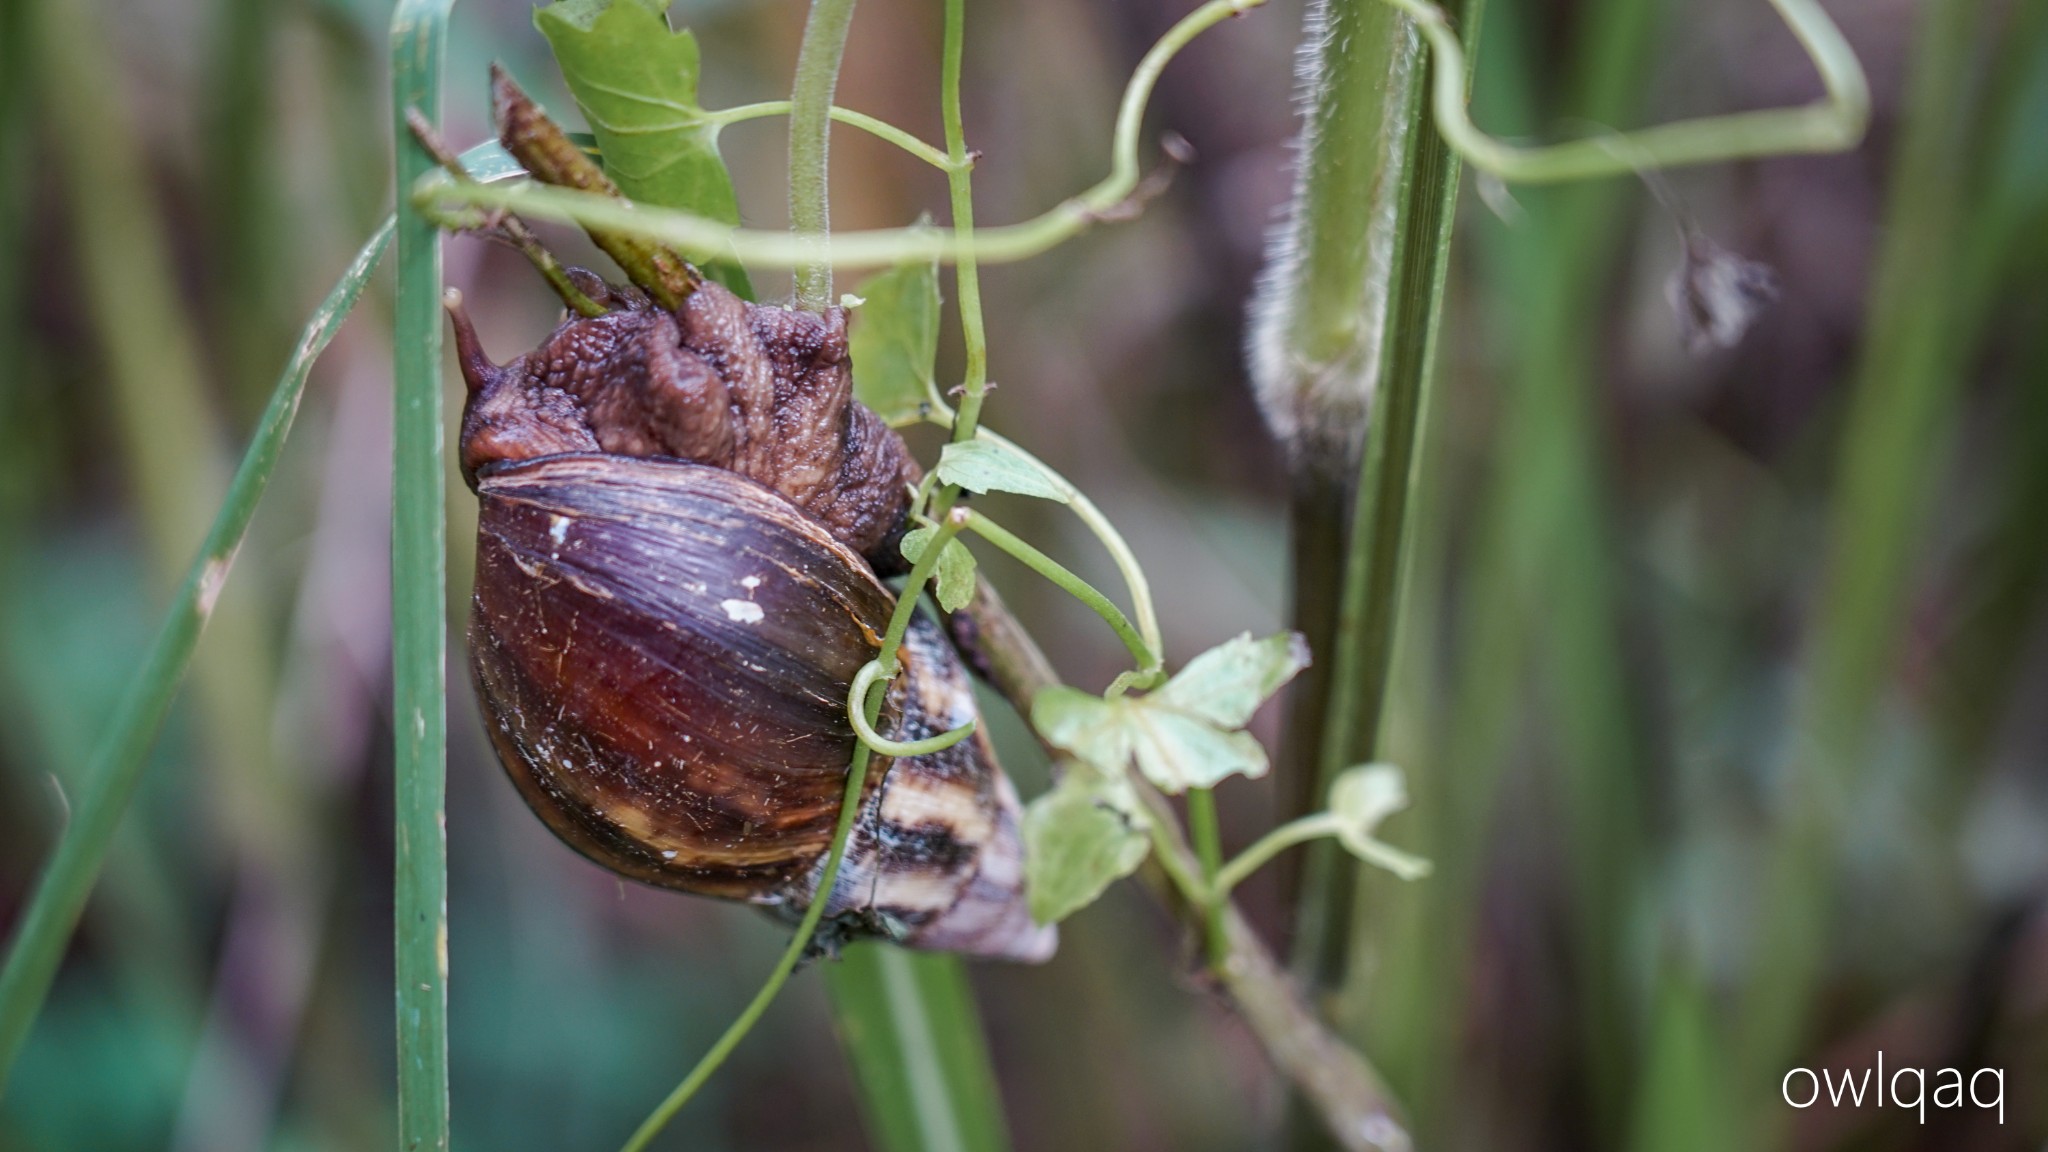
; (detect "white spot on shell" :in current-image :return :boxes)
[661,850,678,860]
[720,599,764,624]
[740,575,762,590]
[549,515,570,545]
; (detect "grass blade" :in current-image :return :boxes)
[823,945,1012,1152]
[0,219,394,1092]
[390,1,455,1148]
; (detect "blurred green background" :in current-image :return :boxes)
[1,0,2044,1149]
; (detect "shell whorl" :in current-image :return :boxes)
[456,307,1048,959]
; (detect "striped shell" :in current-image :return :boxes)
[470,453,1052,961]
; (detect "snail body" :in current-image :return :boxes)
[452,278,1052,962]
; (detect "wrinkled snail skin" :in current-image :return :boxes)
[454,281,1054,963]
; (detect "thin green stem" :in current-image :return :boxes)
[390,1,454,1146]
[788,0,860,309]
[940,0,991,440]
[1143,809,1210,907]
[623,484,962,1151]
[1062,478,1164,672]
[1388,0,1867,182]
[959,509,1154,673]
[710,102,957,171]
[1186,787,1228,968]
[415,0,1269,272]
[621,749,881,1152]
[1215,815,1343,898]
[0,220,392,1094]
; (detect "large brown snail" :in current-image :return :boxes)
[444,74,1052,963]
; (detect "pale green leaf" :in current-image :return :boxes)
[1154,631,1310,729]
[535,0,754,297]
[899,527,978,614]
[1029,686,1130,775]
[1326,763,1430,880]
[1127,706,1269,792]
[935,439,1071,503]
[850,260,942,425]
[1022,771,1152,925]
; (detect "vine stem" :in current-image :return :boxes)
[1186,788,1228,967]
[711,101,957,171]
[788,0,860,309]
[939,0,989,440]
[620,504,959,1152]
[1388,0,1867,181]
[414,0,1270,271]
[958,509,1153,672]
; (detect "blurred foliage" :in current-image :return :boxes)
[0,0,2044,1149]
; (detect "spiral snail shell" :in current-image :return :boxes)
[449,269,1053,963]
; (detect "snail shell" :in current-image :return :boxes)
[453,279,1052,962]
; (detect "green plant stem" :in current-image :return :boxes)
[711,102,957,172]
[788,0,860,310]
[625,491,961,1152]
[0,220,393,1093]
[959,510,1153,671]
[939,0,990,440]
[1215,816,1341,897]
[1284,0,1478,1032]
[822,945,1012,1152]
[1386,0,1867,181]
[390,1,454,1148]
[1186,787,1229,968]
[416,0,1269,272]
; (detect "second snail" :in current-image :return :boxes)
[443,69,1053,964]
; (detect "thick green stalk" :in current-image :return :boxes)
[1254,0,1473,1011]
[0,221,393,1093]
[788,0,860,310]
[390,1,454,1148]
[823,946,1012,1152]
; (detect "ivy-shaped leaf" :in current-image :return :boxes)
[1326,763,1431,879]
[935,439,1071,503]
[1021,769,1151,925]
[536,0,754,297]
[850,258,942,425]
[1030,632,1310,793]
[899,526,977,613]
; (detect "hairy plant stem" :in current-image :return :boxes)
[946,585,1414,1152]
[788,0,859,310]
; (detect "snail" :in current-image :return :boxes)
[442,75,1053,963]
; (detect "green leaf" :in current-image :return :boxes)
[535,0,754,297]
[1029,633,1309,794]
[1154,631,1311,729]
[1029,686,1132,776]
[1325,764,1430,880]
[850,260,942,426]
[1021,770,1151,925]
[1126,707,1269,792]
[935,439,1072,503]
[900,527,977,613]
